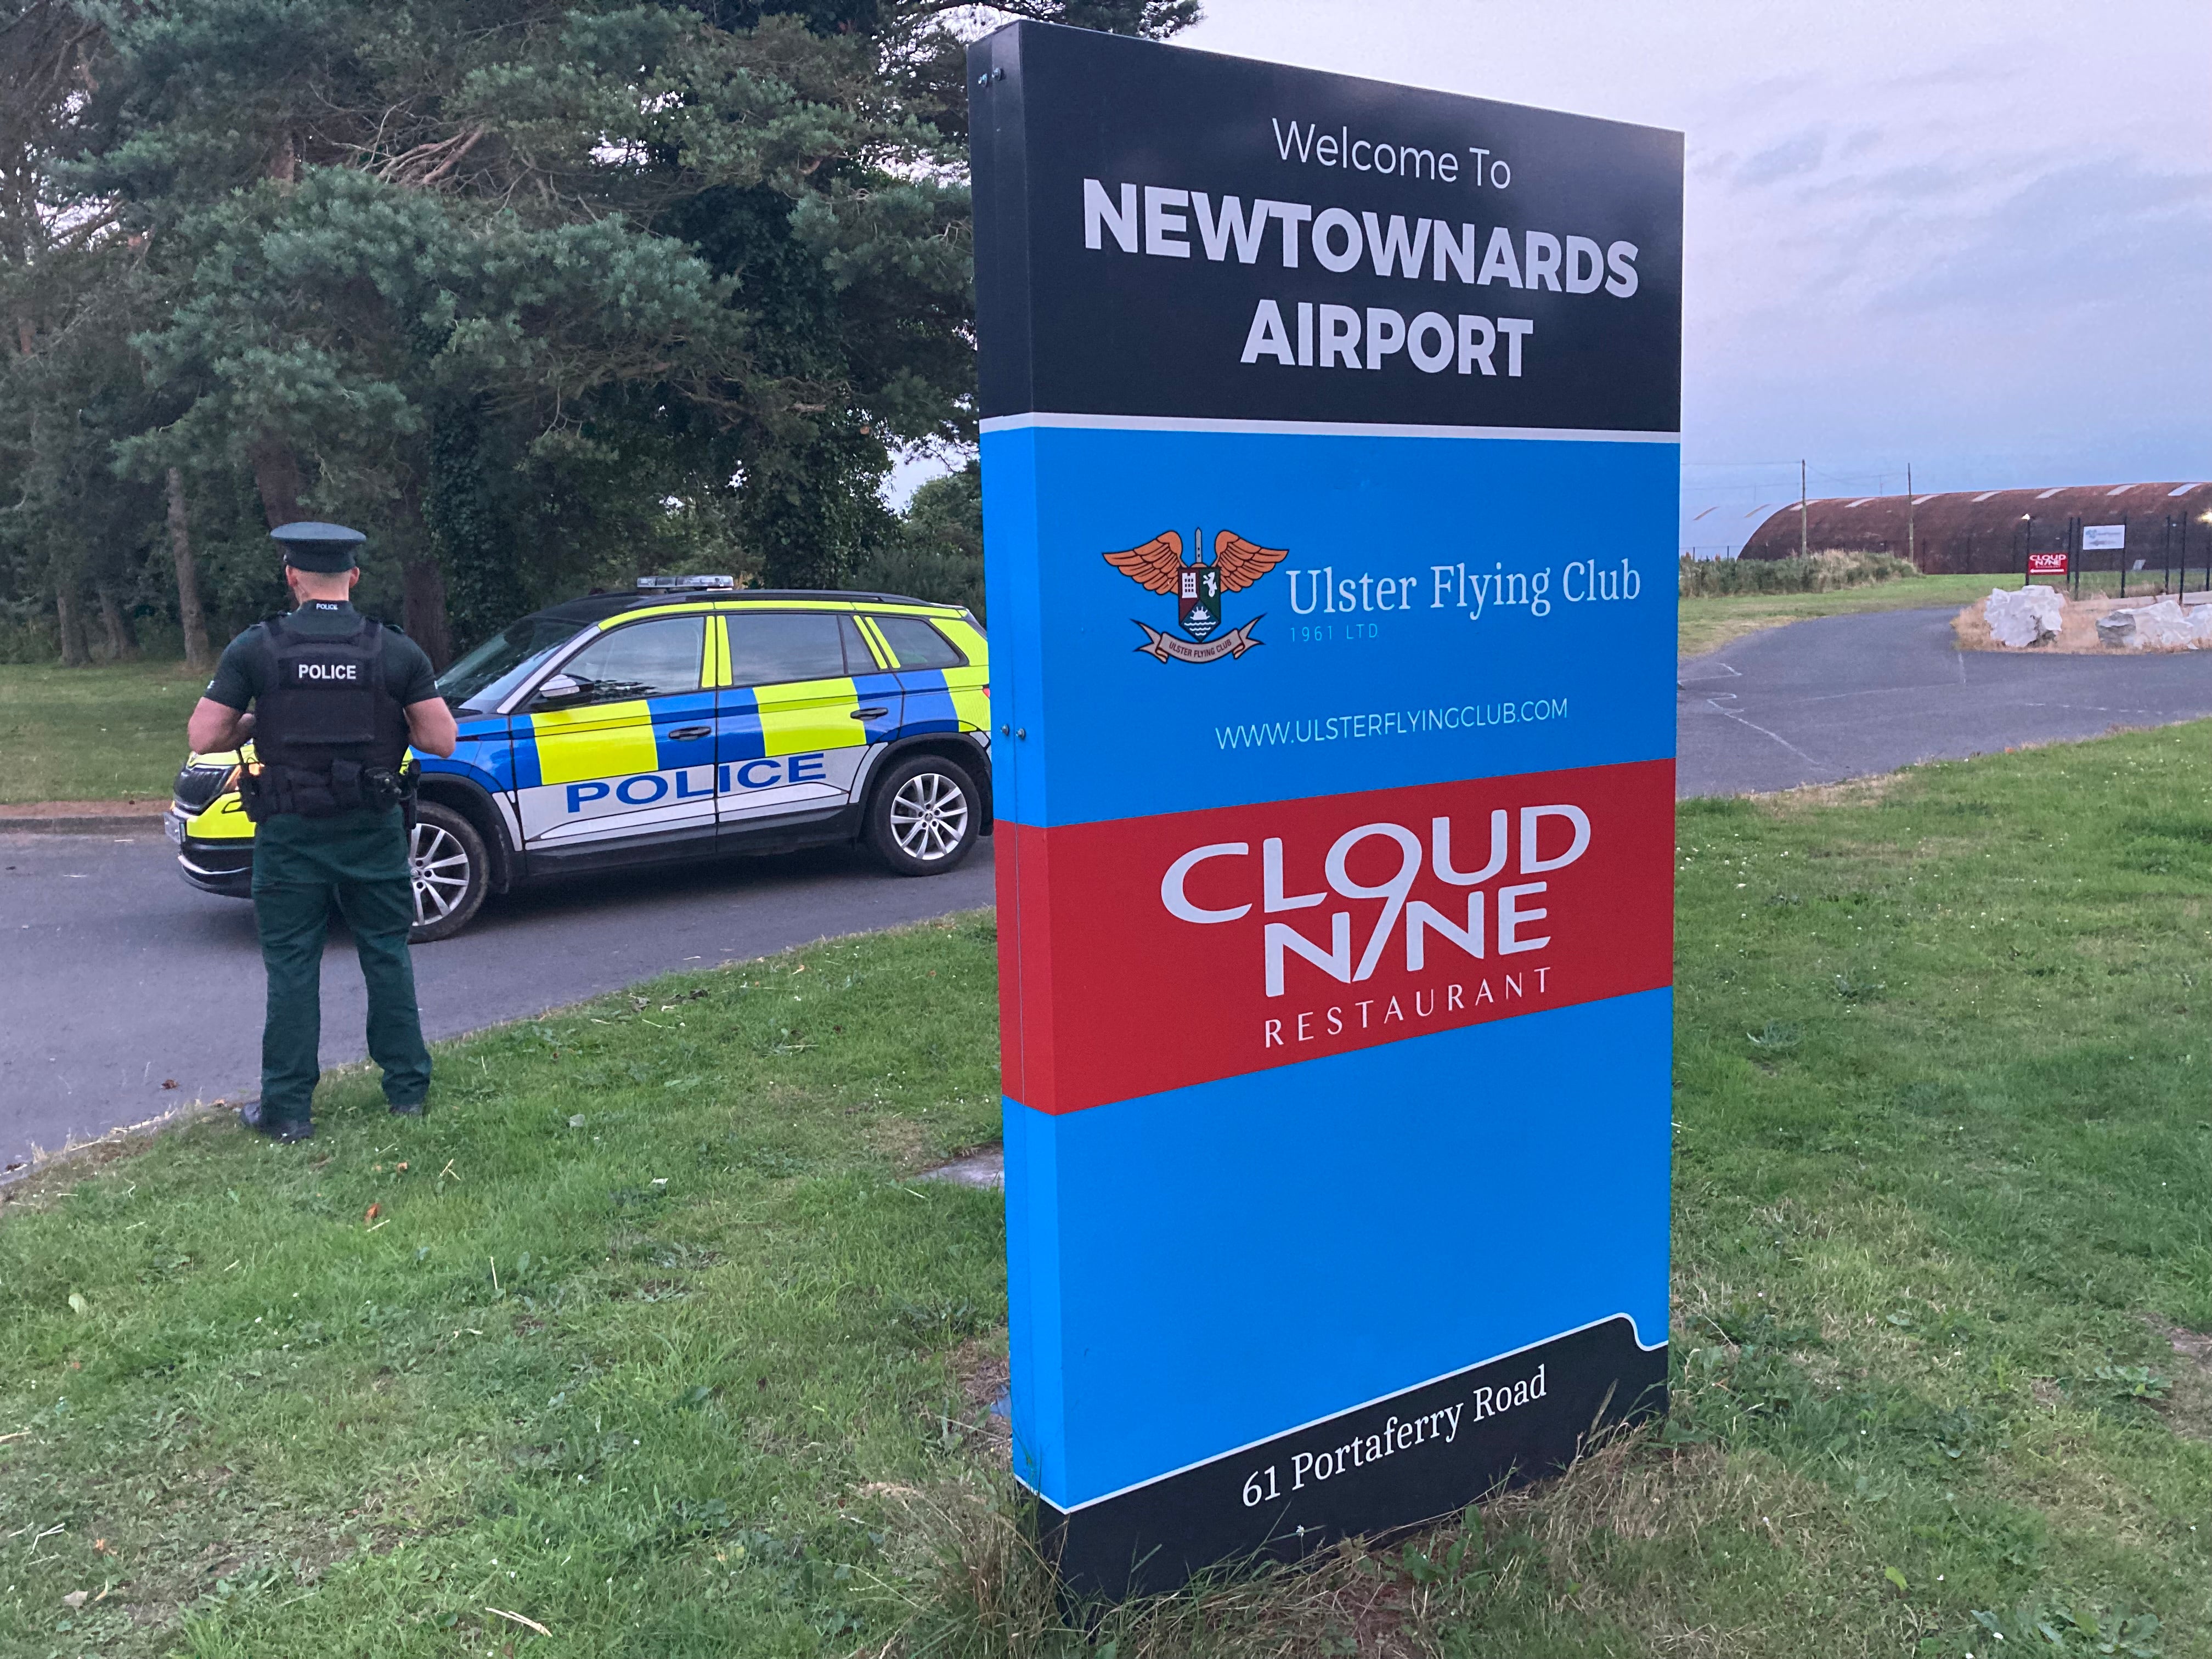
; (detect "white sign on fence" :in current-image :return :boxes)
[2082,524,2126,551]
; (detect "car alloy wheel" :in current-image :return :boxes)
[410,819,473,926]
[889,769,971,863]
[405,801,490,942]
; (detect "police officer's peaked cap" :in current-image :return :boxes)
[270,521,366,572]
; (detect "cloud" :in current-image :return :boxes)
[1870,156,2212,314]
[1802,161,1968,202]
[1734,130,1827,188]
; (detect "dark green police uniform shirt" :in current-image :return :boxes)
[204,600,439,714]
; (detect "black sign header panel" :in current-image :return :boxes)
[970,23,1682,432]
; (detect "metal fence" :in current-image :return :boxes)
[2044,513,2212,600]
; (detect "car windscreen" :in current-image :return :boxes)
[437,616,583,712]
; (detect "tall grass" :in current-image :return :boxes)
[1680,550,1920,598]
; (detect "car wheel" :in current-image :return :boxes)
[869,754,980,876]
[408,802,489,943]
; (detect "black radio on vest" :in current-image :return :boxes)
[241,612,415,819]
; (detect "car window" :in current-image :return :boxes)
[873,614,968,671]
[839,614,879,672]
[551,616,704,704]
[726,612,850,687]
[439,616,582,710]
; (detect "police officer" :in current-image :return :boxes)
[186,522,458,1142]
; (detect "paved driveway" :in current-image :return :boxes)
[1,835,994,1172]
[1678,606,2212,798]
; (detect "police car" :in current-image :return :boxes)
[167,578,992,941]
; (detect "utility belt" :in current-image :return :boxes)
[240,759,420,823]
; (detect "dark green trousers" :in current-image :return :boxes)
[252,807,432,1123]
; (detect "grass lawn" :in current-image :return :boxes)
[3,730,2210,1656]
[1674,571,2182,659]
[0,659,205,804]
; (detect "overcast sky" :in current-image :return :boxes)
[1188,0,2212,546]
[916,1,2211,549]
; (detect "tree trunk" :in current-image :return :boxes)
[269,128,298,187]
[95,585,139,660]
[402,555,454,669]
[167,467,213,670]
[249,435,306,529]
[54,585,88,666]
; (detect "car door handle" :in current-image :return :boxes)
[667,725,713,741]
[851,707,890,720]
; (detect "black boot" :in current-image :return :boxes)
[238,1101,313,1142]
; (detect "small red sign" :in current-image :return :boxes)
[2027,552,2068,575]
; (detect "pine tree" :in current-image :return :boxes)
[6,0,1195,663]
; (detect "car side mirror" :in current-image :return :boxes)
[534,673,582,704]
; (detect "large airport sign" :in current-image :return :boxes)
[972,21,1682,1597]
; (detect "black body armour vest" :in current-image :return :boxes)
[245,613,413,817]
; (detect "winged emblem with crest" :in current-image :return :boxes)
[1103,527,1289,665]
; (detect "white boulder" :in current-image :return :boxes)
[2120,599,2212,650]
[1984,585,2064,648]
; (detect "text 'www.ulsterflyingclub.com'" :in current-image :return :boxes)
[1216,699,1568,749]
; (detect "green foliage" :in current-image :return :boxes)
[856,456,985,616]
[0,238,170,661]
[1973,1601,2165,1657]
[1679,549,1923,598]
[0,0,1195,663]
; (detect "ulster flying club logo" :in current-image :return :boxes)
[1104,528,1289,665]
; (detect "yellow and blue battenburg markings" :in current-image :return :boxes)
[187,600,989,852]
[442,715,525,793]
[878,612,992,737]
[501,602,989,833]
[511,612,723,794]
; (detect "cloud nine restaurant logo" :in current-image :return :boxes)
[997,761,1675,1114]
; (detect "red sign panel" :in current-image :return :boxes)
[997,759,1675,1115]
[2026,552,2068,575]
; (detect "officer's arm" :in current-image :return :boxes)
[187,697,253,755]
[405,697,458,759]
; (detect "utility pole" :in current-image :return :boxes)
[1906,462,1916,569]
[1798,459,1808,560]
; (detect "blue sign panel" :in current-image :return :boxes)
[971,21,1682,1597]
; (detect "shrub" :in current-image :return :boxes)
[0,599,60,663]
[1679,550,1919,597]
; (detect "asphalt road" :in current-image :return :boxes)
[1,833,994,1172]
[1678,605,2212,797]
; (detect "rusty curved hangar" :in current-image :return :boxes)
[1740,481,2212,575]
